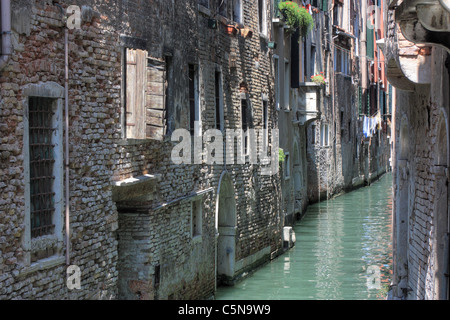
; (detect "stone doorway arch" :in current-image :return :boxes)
[215,171,237,286]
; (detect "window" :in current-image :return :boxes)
[310,45,316,78]
[333,2,343,26]
[232,0,243,24]
[284,152,290,179]
[321,123,330,147]
[125,48,167,140]
[274,56,280,110]
[334,47,350,76]
[284,59,290,111]
[23,83,64,267]
[311,124,316,145]
[154,264,161,288]
[215,71,224,131]
[189,64,200,136]
[302,39,308,82]
[217,0,227,17]
[348,120,352,142]
[262,98,269,150]
[25,91,64,264]
[28,97,57,239]
[191,199,202,238]
[165,55,174,135]
[258,0,267,35]
[241,98,249,155]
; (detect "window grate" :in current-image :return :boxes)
[29,97,56,239]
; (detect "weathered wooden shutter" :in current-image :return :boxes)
[146,58,166,141]
[126,48,147,139]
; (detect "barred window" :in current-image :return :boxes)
[28,97,56,238]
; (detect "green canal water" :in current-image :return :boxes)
[216,173,393,300]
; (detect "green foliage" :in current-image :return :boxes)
[278,1,314,38]
[310,72,327,85]
[279,148,286,163]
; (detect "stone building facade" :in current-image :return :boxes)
[272,0,322,226]
[385,0,450,300]
[0,0,285,300]
[306,0,390,205]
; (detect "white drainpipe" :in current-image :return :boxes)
[0,0,12,71]
[64,27,70,266]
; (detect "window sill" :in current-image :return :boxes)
[18,255,65,279]
[198,4,211,17]
[192,235,202,244]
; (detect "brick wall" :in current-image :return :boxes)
[0,0,284,300]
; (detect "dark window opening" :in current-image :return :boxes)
[241,99,249,155]
[189,64,197,135]
[29,97,56,239]
[215,72,222,130]
[154,264,161,288]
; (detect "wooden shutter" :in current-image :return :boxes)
[146,58,166,141]
[126,48,147,139]
[366,25,375,59]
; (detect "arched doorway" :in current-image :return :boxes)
[293,142,303,215]
[433,114,449,300]
[216,172,237,286]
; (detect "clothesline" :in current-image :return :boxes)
[362,111,382,138]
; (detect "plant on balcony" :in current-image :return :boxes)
[279,148,286,164]
[311,72,327,85]
[278,1,314,38]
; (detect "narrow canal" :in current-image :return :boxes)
[216,173,393,300]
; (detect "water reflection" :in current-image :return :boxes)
[216,173,393,300]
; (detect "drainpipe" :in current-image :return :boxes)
[54,2,70,266]
[64,27,70,266]
[0,0,12,71]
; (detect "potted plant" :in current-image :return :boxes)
[240,27,253,38]
[279,148,286,164]
[311,72,327,85]
[278,1,314,39]
[225,24,238,35]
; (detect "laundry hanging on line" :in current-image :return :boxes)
[363,112,382,138]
